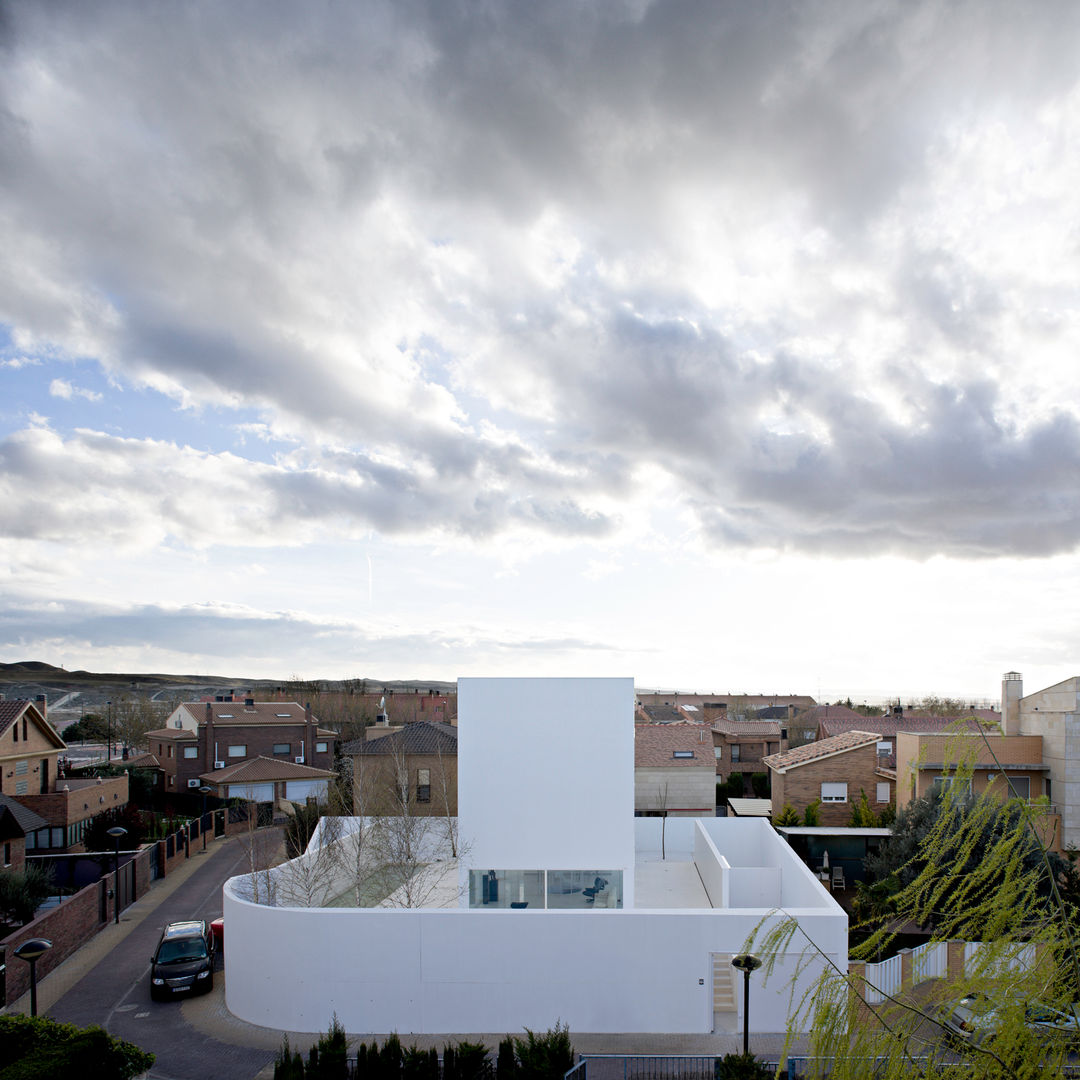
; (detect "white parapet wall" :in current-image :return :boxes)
[223,882,843,1034]
[223,815,846,1035]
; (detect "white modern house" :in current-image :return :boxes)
[223,677,845,1035]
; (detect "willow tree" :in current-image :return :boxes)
[750,736,1080,1080]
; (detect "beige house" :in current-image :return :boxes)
[342,721,458,816]
[764,730,895,826]
[896,725,1061,852]
[634,723,715,817]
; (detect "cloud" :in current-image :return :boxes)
[48,377,101,402]
[0,594,616,673]
[1,1,1080,562]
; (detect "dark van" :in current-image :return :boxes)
[149,920,215,1000]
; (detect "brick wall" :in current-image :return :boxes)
[1,878,105,1005]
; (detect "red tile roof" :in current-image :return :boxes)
[199,756,335,784]
[711,718,782,737]
[763,730,881,772]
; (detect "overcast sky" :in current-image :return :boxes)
[3,0,1080,701]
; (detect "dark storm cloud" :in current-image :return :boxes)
[3,1,1080,559]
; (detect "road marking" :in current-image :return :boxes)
[116,1004,137,1012]
[135,1011,149,1019]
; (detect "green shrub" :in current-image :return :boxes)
[0,1014,153,1080]
[803,799,821,826]
[750,773,769,798]
[513,1022,574,1080]
[773,803,799,827]
[0,864,55,928]
[496,1037,516,1080]
[713,1053,772,1080]
[727,773,745,798]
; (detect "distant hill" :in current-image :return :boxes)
[0,661,455,696]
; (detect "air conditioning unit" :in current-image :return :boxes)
[295,756,305,764]
[214,760,226,770]
[187,779,200,789]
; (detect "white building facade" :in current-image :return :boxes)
[223,677,845,1035]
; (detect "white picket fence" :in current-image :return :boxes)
[859,940,1030,1003]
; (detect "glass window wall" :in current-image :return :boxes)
[468,869,623,909]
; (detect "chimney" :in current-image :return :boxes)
[305,702,314,762]
[35,694,47,716]
[1002,671,1023,735]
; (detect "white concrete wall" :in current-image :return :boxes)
[458,678,635,896]
[1019,677,1080,850]
[693,820,730,907]
[223,882,843,1035]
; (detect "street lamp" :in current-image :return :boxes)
[731,953,762,1056]
[106,826,127,924]
[14,938,52,1016]
[199,786,212,851]
[105,700,112,764]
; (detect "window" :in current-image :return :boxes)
[15,760,27,776]
[218,713,234,718]
[876,782,890,804]
[1004,775,1030,800]
[22,717,27,741]
[273,743,291,756]
[821,782,848,803]
[730,745,741,763]
[315,741,328,753]
[714,746,722,759]
[183,746,199,759]
[228,745,246,757]
[877,741,892,756]
[3,842,9,866]
[275,713,292,718]
[933,776,971,796]
[167,745,173,757]
[416,768,431,802]
[12,723,17,742]
[672,750,694,759]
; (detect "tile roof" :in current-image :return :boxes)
[145,728,197,741]
[794,704,866,726]
[639,705,687,724]
[0,792,49,835]
[343,721,458,757]
[818,715,990,740]
[179,702,333,734]
[763,730,881,772]
[0,699,65,750]
[634,723,713,767]
[199,756,335,784]
[122,752,160,769]
[711,718,782,737]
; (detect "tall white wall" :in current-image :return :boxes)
[1019,676,1080,850]
[223,884,844,1035]
[458,678,635,880]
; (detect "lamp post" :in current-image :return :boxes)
[199,786,212,851]
[106,826,127,924]
[731,953,762,1056]
[105,700,112,764]
[14,938,52,1016]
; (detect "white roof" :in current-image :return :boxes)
[726,798,772,817]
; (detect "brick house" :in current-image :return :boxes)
[1,698,129,853]
[145,698,338,799]
[710,718,785,786]
[764,730,896,826]
[817,709,989,767]
[0,792,49,872]
[634,723,716,817]
[342,721,458,816]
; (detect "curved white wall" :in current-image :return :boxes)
[223,876,845,1035]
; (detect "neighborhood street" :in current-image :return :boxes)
[43,831,285,1080]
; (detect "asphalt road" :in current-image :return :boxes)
[48,831,283,1080]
